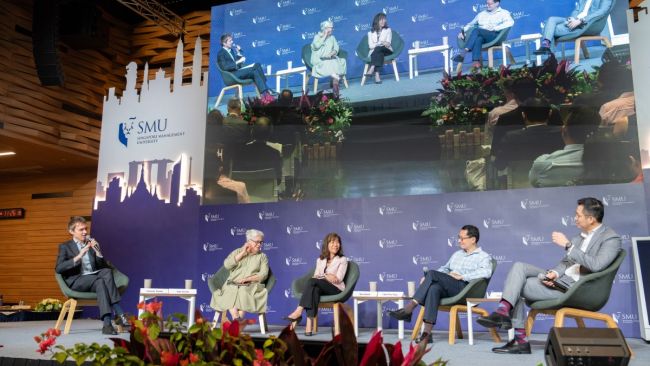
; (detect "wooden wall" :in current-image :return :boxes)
[0,1,212,306]
[0,171,97,306]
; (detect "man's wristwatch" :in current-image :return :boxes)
[565,242,573,251]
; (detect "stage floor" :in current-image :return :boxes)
[1,319,648,365]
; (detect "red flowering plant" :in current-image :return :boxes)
[241,93,278,124]
[299,92,352,144]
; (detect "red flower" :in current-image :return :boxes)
[161,351,181,366]
[138,300,163,314]
[189,353,199,363]
[327,118,334,124]
[321,95,328,102]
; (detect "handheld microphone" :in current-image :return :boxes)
[85,237,102,256]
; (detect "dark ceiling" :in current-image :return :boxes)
[98,0,241,24]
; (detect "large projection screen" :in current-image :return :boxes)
[631,237,650,341]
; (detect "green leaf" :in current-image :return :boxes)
[53,352,68,364]
[263,349,275,359]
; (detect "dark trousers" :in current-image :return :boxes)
[464,28,499,61]
[412,270,467,324]
[70,268,121,318]
[370,46,393,70]
[233,63,269,93]
[298,278,341,317]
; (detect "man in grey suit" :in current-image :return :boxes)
[477,197,621,354]
[55,216,128,335]
[535,0,613,55]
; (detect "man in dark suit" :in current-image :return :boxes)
[492,98,564,171]
[477,197,621,354]
[55,216,127,335]
[217,33,274,95]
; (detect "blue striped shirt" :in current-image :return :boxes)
[437,247,493,282]
[463,7,514,32]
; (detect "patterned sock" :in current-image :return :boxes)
[515,328,528,344]
[495,299,512,316]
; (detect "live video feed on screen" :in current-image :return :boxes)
[203,0,640,205]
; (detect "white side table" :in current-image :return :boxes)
[353,293,409,339]
[501,33,543,67]
[138,288,197,327]
[408,43,451,79]
[275,66,307,93]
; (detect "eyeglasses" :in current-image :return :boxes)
[250,239,264,245]
[457,236,472,241]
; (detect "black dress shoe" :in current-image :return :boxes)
[102,324,118,335]
[415,332,433,344]
[387,308,412,322]
[476,312,512,330]
[492,339,531,354]
[304,331,314,336]
[534,46,552,55]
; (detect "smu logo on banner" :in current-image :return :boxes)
[199,303,214,314]
[441,22,463,31]
[522,234,551,246]
[483,217,510,229]
[276,24,295,32]
[202,242,222,252]
[316,208,339,219]
[228,8,246,17]
[302,7,321,16]
[286,225,308,235]
[441,0,462,4]
[328,15,348,24]
[561,215,576,227]
[520,199,549,210]
[346,223,370,233]
[276,0,295,8]
[382,5,404,14]
[511,11,531,21]
[276,47,295,56]
[251,40,271,48]
[446,201,473,213]
[201,272,215,282]
[447,235,457,247]
[117,116,184,148]
[354,0,376,6]
[263,241,280,251]
[413,220,436,231]
[472,3,488,12]
[258,210,279,220]
[493,254,513,264]
[616,272,635,284]
[378,238,402,249]
[301,31,318,40]
[285,256,308,266]
[284,288,293,298]
[348,256,370,264]
[612,312,639,325]
[204,212,224,222]
[411,13,434,23]
[378,205,402,216]
[412,254,436,266]
[118,121,134,147]
[379,272,403,282]
[230,226,247,236]
[354,23,371,32]
[602,195,634,206]
[251,16,271,24]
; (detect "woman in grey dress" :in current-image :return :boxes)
[311,20,346,90]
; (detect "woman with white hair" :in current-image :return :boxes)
[210,229,269,320]
[310,20,347,90]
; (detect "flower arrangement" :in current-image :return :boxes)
[423,55,598,129]
[35,300,446,365]
[34,298,63,312]
[300,92,353,144]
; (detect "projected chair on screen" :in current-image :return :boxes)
[456,26,514,73]
[230,168,277,203]
[301,44,349,93]
[54,267,129,334]
[410,258,501,345]
[525,249,625,336]
[208,266,276,334]
[356,30,404,86]
[213,63,261,110]
[291,261,360,335]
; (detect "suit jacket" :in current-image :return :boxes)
[552,225,621,287]
[571,0,613,25]
[217,47,242,72]
[55,240,109,286]
[313,255,348,291]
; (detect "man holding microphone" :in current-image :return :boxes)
[55,216,127,335]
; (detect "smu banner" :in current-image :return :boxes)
[208,0,576,95]
[196,183,647,336]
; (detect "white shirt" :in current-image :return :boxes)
[565,223,602,281]
[463,7,515,32]
[577,0,594,20]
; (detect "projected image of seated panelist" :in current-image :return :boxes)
[365,12,393,84]
[310,20,346,92]
[217,33,276,96]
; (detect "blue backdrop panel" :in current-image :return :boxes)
[208,0,578,96]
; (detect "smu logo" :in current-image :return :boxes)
[354,23,371,32]
[276,24,294,32]
[602,195,633,206]
[301,31,318,40]
[230,226,247,236]
[561,215,576,227]
[411,14,433,23]
[379,272,402,282]
[346,223,370,233]
[378,205,401,216]
[203,213,224,222]
[382,5,403,14]
[328,15,347,24]
[199,303,214,313]
[286,225,307,235]
[441,22,462,31]
[511,11,530,21]
[285,256,307,266]
[483,218,509,229]
[252,16,270,24]
[355,0,375,6]
[118,121,134,147]
[412,255,435,266]
[263,241,279,251]
[277,0,294,7]
[616,272,635,283]
[202,242,222,252]
[441,0,461,4]
[251,40,270,48]
[520,199,548,210]
[316,240,322,250]
[472,3,488,12]
[348,255,370,264]
[258,211,279,220]
[284,288,293,298]
[522,234,549,246]
[316,208,338,218]
[302,7,320,16]
[412,221,436,231]
[446,202,472,213]
[612,312,639,324]
[378,238,401,249]
[201,272,215,282]
[447,236,457,247]
[493,255,512,264]
[228,9,245,17]
[276,47,294,56]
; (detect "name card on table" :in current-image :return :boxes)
[169,288,197,295]
[353,291,378,297]
[377,291,405,297]
[140,288,169,294]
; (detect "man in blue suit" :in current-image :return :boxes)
[535,0,613,55]
[217,33,274,95]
